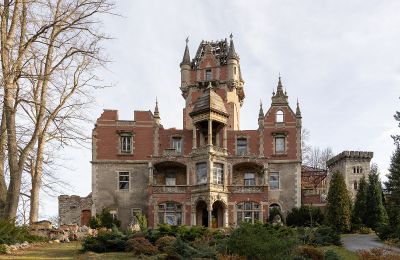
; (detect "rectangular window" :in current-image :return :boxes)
[165,171,176,186]
[119,172,129,190]
[275,137,285,153]
[213,163,224,185]
[120,135,132,153]
[196,163,207,184]
[172,137,182,153]
[269,172,279,189]
[244,173,256,186]
[205,69,212,80]
[236,138,248,155]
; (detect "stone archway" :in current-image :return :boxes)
[195,200,208,227]
[212,200,225,228]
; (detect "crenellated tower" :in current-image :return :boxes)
[180,35,244,130]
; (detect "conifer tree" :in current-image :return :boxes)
[385,145,400,227]
[327,171,352,233]
[351,176,368,227]
[365,164,388,229]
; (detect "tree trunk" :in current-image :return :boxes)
[0,109,7,218]
[29,135,45,223]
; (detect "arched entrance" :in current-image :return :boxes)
[212,200,225,228]
[196,200,208,227]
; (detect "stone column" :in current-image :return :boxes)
[223,125,227,149]
[208,205,213,228]
[148,162,153,185]
[192,208,196,226]
[192,127,197,149]
[208,120,213,146]
[224,206,229,227]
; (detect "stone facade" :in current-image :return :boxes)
[326,151,373,198]
[58,194,92,226]
[60,36,305,229]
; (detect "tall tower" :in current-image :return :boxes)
[180,35,244,130]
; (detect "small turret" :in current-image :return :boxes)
[180,37,191,88]
[296,99,302,118]
[227,33,239,60]
[271,76,289,105]
[227,34,239,82]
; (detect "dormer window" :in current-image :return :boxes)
[205,69,212,81]
[276,110,284,123]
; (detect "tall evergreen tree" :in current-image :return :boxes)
[385,145,400,227]
[352,176,368,227]
[327,171,352,233]
[366,164,388,229]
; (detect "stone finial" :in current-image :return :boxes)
[228,34,238,60]
[180,37,191,66]
[154,98,160,118]
[271,75,288,105]
[296,99,302,118]
[258,100,264,120]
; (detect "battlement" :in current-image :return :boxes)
[327,150,373,167]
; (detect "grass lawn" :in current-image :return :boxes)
[0,242,134,260]
[320,245,359,260]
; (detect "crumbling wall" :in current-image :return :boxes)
[58,194,92,226]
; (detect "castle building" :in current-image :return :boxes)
[326,151,373,198]
[85,36,303,228]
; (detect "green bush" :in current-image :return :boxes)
[155,235,176,252]
[268,207,284,223]
[125,237,157,255]
[286,205,325,227]
[359,226,373,234]
[82,229,127,253]
[324,250,341,260]
[88,209,121,229]
[0,244,8,254]
[297,226,341,246]
[376,224,400,241]
[0,219,47,245]
[227,222,299,259]
[297,245,324,260]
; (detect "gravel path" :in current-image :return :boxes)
[341,234,400,253]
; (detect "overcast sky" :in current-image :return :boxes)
[40,0,400,219]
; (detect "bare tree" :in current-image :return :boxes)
[301,128,334,169]
[0,0,113,220]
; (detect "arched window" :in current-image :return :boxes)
[158,202,182,225]
[236,202,260,224]
[276,110,284,123]
[354,181,358,190]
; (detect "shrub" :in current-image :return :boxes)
[125,237,157,255]
[0,219,47,245]
[376,224,400,240]
[286,205,325,227]
[297,245,324,260]
[88,209,121,229]
[0,244,8,254]
[357,248,400,260]
[268,207,284,223]
[296,226,341,246]
[359,226,373,234]
[324,250,341,260]
[82,230,127,253]
[227,222,299,259]
[155,235,176,252]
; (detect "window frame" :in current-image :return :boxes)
[269,172,279,190]
[236,137,248,155]
[236,202,261,224]
[118,171,130,190]
[244,172,256,186]
[213,163,224,185]
[165,171,176,186]
[196,162,207,185]
[157,202,183,226]
[172,137,182,153]
[276,110,284,123]
[275,137,285,154]
[205,69,212,81]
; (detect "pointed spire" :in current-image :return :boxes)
[277,75,283,94]
[180,37,191,66]
[258,100,264,119]
[271,74,289,105]
[154,98,160,118]
[296,99,302,117]
[228,33,238,60]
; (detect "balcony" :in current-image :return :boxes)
[152,185,187,194]
[192,145,227,156]
[228,185,266,193]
